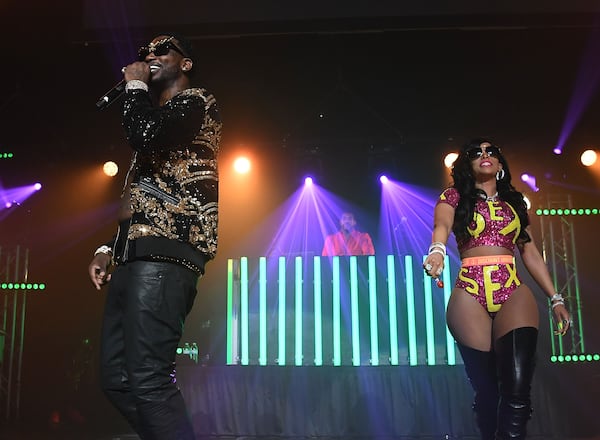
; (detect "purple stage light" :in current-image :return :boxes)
[378,179,443,257]
[0,183,43,213]
[304,176,314,186]
[553,26,600,155]
[379,175,389,184]
[520,173,539,192]
[247,179,358,257]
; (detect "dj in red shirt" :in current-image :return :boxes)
[322,212,375,256]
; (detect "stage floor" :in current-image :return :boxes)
[2,363,598,440]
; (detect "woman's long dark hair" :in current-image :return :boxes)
[450,138,531,246]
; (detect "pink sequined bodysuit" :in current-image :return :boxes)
[437,188,523,315]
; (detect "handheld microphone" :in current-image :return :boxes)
[95,65,158,111]
[424,263,444,288]
[96,80,126,110]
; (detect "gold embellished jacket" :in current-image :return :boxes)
[116,87,221,273]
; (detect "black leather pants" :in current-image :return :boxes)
[100,261,199,440]
[495,327,538,440]
[458,343,499,440]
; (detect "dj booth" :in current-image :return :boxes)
[225,255,455,367]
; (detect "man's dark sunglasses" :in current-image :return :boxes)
[138,38,187,61]
[466,145,502,160]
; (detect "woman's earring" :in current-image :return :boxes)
[496,169,505,180]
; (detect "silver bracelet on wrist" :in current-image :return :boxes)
[94,245,113,256]
[428,242,446,254]
[551,300,565,309]
[125,80,148,93]
[428,248,446,258]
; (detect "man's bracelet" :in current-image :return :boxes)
[125,80,148,93]
[94,245,113,256]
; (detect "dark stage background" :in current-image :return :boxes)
[2,1,600,438]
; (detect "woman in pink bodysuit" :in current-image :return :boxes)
[423,138,572,439]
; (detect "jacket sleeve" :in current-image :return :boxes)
[121,89,213,152]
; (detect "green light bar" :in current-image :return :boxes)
[295,256,303,366]
[535,208,599,216]
[550,353,600,363]
[259,257,267,366]
[278,256,286,365]
[0,152,14,159]
[0,282,46,290]
[240,257,249,365]
[442,256,456,365]
[422,256,436,366]
[313,256,323,366]
[368,256,379,366]
[387,255,399,365]
[225,256,476,366]
[350,256,360,366]
[226,259,234,364]
[332,257,341,366]
[405,256,418,366]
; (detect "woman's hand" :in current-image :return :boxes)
[423,252,445,279]
[552,302,572,336]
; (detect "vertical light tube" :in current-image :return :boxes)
[387,255,399,365]
[226,259,234,364]
[278,256,286,366]
[240,256,249,365]
[350,256,360,366]
[368,256,379,366]
[295,256,303,366]
[422,255,436,366]
[314,256,323,366]
[405,256,418,366]
[442,256,456,365]
[17,248,29,418]
[332,257,341,366]
[259,256,267,366]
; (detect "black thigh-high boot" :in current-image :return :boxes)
[494,327,538,439]
[457,343,499,440]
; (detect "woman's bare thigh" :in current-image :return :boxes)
[492,284,539,341]
[446,288,493,351]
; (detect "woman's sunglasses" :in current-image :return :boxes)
[466,145,502,160]
[138,38,187,61]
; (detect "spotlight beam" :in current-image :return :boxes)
[554,27,600,154]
